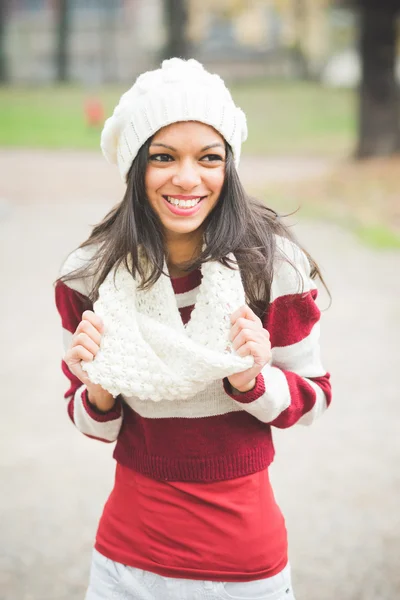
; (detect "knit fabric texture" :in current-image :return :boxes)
[100,58,248,181]
[81,256,253,401]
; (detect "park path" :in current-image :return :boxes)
[0,149,399,600]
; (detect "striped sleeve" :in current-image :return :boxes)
[224,237,331,428]
[55,278,123,443]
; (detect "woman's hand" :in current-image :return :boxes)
[227,305,271,393]
[64,310,115,412]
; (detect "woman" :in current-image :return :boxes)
[55,58,331,600]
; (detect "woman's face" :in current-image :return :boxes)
[144,121,226,240]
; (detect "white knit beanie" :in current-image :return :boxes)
[101,58,248,182]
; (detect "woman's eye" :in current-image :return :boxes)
[149,153,174,162]
[201,154,224,163]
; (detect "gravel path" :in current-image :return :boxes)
[1,150,399,600]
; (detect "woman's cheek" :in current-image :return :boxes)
[145,167,168,194]
[205,169,225,194]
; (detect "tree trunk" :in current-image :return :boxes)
[163,0,189,60]
[292,0,310,79]
[56,0,69,82]
[357,1,400,157]
[0,0,8,82]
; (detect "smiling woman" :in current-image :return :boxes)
[54,58,331,600]
[145,122,225,246]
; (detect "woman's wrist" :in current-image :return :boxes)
[86,383,116,413]
[232,378,257,394]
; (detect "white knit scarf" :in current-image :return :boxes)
[82,256,254,401]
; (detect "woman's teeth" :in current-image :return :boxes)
[165,196,201,208]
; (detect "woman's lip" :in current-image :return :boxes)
[162,196,204,216]
[163,194,205,200]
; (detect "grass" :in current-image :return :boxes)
[355,224,400,249]
[0,85,111,149]
[231,80,355,156]
[0,81,356,156]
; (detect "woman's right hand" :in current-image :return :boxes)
[65,310,116,412]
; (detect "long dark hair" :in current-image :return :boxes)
[58,140,328,319]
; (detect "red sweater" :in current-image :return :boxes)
[55,245,331,483]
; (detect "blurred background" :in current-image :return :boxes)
[1,2,399,600]
[1,0,400,241]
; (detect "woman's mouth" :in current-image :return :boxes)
[162,195,206,216]
[163,195,204,208]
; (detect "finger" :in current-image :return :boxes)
[230,318,260,341]
[231,306,263,327]
[64,356,92,387]
[235,341,257,358]
[230,305,249,324]
[230,305,260,325]
[76,320,102,346]
[82,310,104,333]
[71,333,99,358]
[67,345,95,363]
[232,329,269,353]
[71,361,90,385]
[232,328,261,351]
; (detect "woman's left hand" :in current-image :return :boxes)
[227,305,272,393]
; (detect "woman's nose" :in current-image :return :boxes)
[171,160,201,190]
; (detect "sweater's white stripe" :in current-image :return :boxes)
[175,286,200,309]
[271,238,316,301]
[233,364,291,423]
[125,382,242,419]
[297,378,328,425]
[59,245,97,297]
[271,323,325,378]
[73,385,123,441]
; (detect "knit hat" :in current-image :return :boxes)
[101,58,248,182]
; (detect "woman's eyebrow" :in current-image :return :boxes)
[150,143,176,151]
[149,142,225,152]
[200,143,225,152]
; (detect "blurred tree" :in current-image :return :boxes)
[163,0,189,59]
[0,0,8,82]
[354,0,400,157]
[292,0,310,79]
[55,0,70,82]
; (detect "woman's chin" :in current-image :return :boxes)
[159,214,205,237]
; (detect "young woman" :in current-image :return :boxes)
[55,58,331,600]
